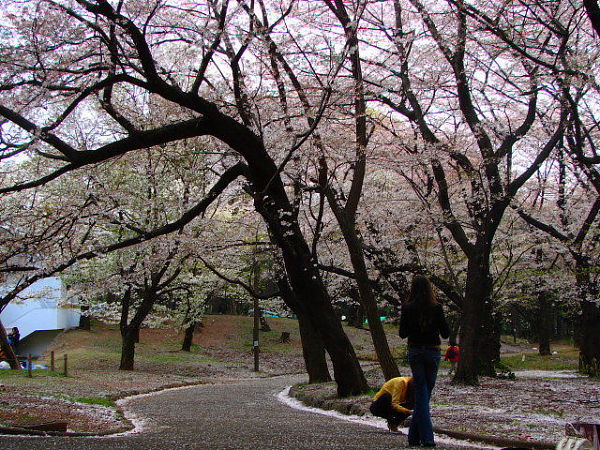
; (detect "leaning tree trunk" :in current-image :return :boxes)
[206,107,367,396]
[239,156,367,395]
[266,230,366,395]
[0,319,20,369]
[277,278,331,383]
[455,252,500,385]
[336,219,400,380]
[273,237,367,396]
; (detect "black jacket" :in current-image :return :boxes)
[399,302,450,346]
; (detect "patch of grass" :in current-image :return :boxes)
[91,336,122,349]
[44,393,115,407]
[73,396,115,407]
[364,388,379,397]
[500,348,578,371]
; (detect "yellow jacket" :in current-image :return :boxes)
[372,376,412,415]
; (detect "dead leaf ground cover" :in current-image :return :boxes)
[0,315,596,445]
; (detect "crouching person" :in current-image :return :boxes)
[370,376,414,432]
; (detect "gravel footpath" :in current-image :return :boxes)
[0,375,484,450]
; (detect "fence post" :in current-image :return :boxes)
[50,351,55,372]
[27,354,32,378]
[63,354,68,377]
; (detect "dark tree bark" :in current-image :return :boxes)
[241,149,367,394]
[574,262,600,376]
[119,283,155,370]
[535,292,553,356]
[347,290,365,329]
[257,203,367,395]
[79,305,91,330]
[181,321,196,352]
[277,278,331,384]
[455,252,500,384]
[120,326,139,371]
[578,300,600,376]
[119,288,135,370]
[0,1,368,396]
[584,0,600,39]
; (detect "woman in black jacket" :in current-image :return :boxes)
[399,276,450,447]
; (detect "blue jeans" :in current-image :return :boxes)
[408,347,441,445]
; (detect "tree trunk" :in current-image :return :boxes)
[119,288,133,370]
[79,305,91,330]
[454,252,500,385]
[332,212,400,380]
[260,316,271,332]
[118,286,154,371]
[181,321,196,352]
[536,291,552,356]
[574,263,600,376]
[119,326,138,370]
[207,110,366,395]
[277,278,331,383]
[251,184,367,396]
[282,256,367,396]
[297,312,332,383]
[0,319,20,369]
[578,300,600,376]
[347,293,365,329]
[584,0,600,39]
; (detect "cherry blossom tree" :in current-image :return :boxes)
[239,0,400,380]
[515,152,600,374]
[0,0,366,395]
[357,0,593,385]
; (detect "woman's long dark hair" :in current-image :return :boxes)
[406,276,437,306]
[406,276,437,330]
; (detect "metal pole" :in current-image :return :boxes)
[252,230,260,372]
[253,297,260,372]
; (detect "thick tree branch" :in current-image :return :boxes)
[0,117,213,193]
[0,162,248,311]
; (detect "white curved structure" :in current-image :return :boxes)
[1,277,80,357]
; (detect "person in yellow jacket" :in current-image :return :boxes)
[370,376,415,432]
